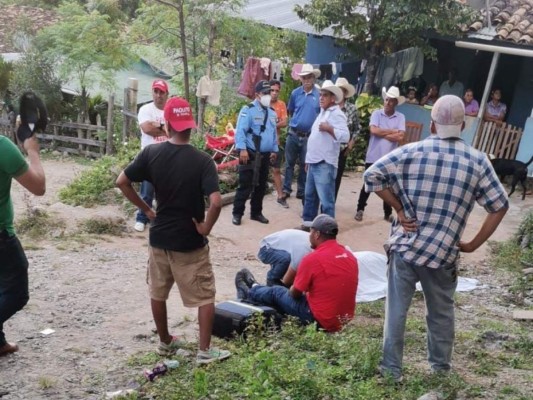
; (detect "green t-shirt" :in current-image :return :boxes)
[0,135,29,236]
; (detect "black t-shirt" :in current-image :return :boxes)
[124,142,219,252]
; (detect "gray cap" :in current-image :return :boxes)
[311,214,338,236]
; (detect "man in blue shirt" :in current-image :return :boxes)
[232,80,279,226]
[281,64,320,205]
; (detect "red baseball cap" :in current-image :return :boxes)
[164,97,197,132]
[152,79,169,93]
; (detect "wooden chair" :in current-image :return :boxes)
[400,121,423,146]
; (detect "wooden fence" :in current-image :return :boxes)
[473,121,523,159]
[37,121,107,158]
[0,94,120,158]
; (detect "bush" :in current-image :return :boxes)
[58,139,140,207]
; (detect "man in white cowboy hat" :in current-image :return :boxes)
[301,80,349,229]
[280,64,321,207]
[354,86,405,223]
[363,95,508,382]
[334,77,360,200]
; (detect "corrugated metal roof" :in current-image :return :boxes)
[238,0,361,38]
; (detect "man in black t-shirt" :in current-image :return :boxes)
[116,97,230,364]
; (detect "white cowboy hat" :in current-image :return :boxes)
[382,86,406,106]
[320,80,344,104]
[335,77,356,98]
[297,63,321,78]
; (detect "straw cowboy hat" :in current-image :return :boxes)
[335,77,356,98]
[298,63,321,78]
[382,86,406,105]
[320,80,344,104]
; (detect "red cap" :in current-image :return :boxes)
[152,79,169,93]
[164,97,197,132]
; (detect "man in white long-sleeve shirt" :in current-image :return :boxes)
[301,80,349,229]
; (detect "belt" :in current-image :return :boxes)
[290,128,310,138]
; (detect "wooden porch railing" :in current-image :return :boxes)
[473,121,523,159]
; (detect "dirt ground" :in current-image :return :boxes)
[0,158,532,399]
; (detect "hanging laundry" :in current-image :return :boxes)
[238,57,270,99]
[291,64,303,81]
[196,76,212,98]
[207,80,222,106]
[260,57,271,76]
[318,64,333,80]
[374,47,424,90]
[270,60,282,80]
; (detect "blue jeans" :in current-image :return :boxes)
[136,180,154,224]
[282,134,308,197]
[0,234,30,347]
[257,246,291,286]
[302,162,337,225]
[249,285,314,325]
[380,251,458,379]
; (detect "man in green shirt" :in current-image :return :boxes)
[0,134,45,356]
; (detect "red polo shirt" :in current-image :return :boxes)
[294,240,358,332]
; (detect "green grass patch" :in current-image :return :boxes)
[58,139,140,207]
[15,208,65,239]
[78,217,125,236]
[133,320,469,400]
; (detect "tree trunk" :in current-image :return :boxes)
[197,19,216,135]
[363,44,380,94]
[177,0,190,101]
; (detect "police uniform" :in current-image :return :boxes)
[232,98,278,222]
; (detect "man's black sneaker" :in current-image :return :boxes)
[251,214,269,224]
[235,271,249,300]
[241,268,258,287]
[296,193,304,200]
[232,215,242,225]
[276,197,289,208]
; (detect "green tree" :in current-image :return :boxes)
[296,0,475,93]
[37,1,134,119]
[132,0,305,131]
[9,49,64,118]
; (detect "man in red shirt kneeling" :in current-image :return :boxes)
[235,214,358,332]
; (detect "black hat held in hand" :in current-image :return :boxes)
[17,91,48,143]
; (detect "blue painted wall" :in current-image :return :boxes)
[397,103,481,146]
[507,57,533,129]
[305,34,355,64]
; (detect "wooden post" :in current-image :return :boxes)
[77,113,84,154]
[122,87,129,144]
[128,78,138,139]
[106,95,115,155]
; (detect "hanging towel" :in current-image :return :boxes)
[291,63,303,80]
[238,57,270,99]
[270,60,282,80]
[260,57,271,76]
[196,76,211,98]
[207,80,222,106]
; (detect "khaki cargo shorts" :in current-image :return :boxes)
[147,245,216,307]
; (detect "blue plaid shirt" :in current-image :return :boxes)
[364,136,508,269]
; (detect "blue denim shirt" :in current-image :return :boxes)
[287,86,320,132]
[235,100,279,152]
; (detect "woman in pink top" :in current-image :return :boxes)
[463,89,479,117]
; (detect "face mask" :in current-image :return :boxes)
[259,95,271,107]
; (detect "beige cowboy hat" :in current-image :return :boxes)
[382,86,406,105]
[335,77,356,98]
[320,80,344,104]
[297,63,321,78]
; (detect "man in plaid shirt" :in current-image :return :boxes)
[364,95,508,381]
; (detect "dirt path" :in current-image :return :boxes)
[0,158,531,399]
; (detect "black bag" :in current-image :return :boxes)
[212,300,282,339]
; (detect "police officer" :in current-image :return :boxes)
[232,80,278,226]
